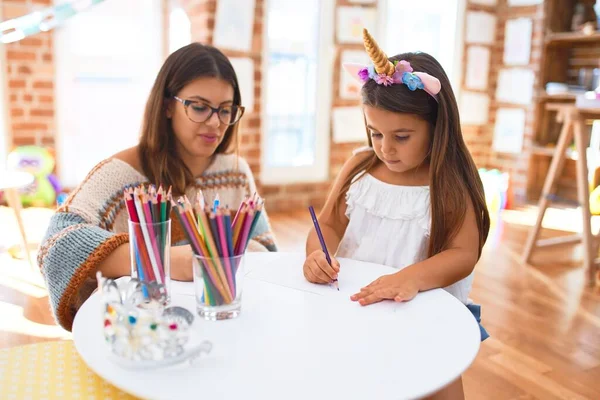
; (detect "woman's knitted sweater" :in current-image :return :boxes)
[38,153,277,331]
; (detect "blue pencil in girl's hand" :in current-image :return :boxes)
[308,206,339,291]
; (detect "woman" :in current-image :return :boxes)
[38,43,277,331]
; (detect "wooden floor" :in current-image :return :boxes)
[1,205,599,399]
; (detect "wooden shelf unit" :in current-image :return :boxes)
[526,0,598,203]
[546,31,600,45]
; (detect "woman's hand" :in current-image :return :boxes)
[170,245,194,281]
[303,250,340,284]
[350,269,419,306]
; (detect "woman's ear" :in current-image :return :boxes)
[165,99,173,119]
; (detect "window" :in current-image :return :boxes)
[168,1,191,54]
[381,0,464,90]
[55,0,163,187]
[261,0,334,184]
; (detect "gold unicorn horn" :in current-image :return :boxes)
[363,28,395,76]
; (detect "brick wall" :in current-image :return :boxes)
[487,1,544,204]
[182,0,371,212]
[460,2,497,169]
[460,0,545,204]
[328,0,373,178]
[2,0,55,149]
[3,1,540,208]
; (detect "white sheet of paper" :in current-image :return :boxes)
[504,18,532,65]
[459,91,490,126]
[466,11,496,45]
[465,46,490,90]
[213,0,256,52]
[340,50,370,99]
[496,68,535,105]
[493,108,526,154]
[246,253,394,300]
[228,57,254,113]
[336,6,377,44]
[332,107,366,143]
[508,0,542,6]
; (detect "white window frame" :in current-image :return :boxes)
[260,0,334,185]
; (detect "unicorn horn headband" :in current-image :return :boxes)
[343,29,442,99]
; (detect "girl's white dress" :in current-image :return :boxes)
[337,150,474,305]
[336,147,488,341]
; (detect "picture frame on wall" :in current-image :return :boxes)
[336,6,377,44]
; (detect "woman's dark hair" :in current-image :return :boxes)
[139,43,242,195]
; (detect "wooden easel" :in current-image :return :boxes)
[522,103,600,286]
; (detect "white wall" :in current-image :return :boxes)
[54,0,163,187]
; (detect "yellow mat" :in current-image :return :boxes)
[0,340,137,399]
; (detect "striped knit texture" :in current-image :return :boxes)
[39,153,277,331]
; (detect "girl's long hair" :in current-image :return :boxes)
[336,52,490,259]
[138,43,242,195]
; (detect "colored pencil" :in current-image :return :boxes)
[308,205,339,291]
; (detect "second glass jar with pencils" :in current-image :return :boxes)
[173,191,263,321]
[193,254,245,320]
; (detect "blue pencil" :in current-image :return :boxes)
[224,212,235,257]
[208,213,222,256]
[133,237,150,299]
[213,194,220,214]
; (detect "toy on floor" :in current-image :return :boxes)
[6,146,61,207]
[479,168,509,215]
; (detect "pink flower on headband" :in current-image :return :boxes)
[375,74,394,86]
[392,60,414,83]
[396,60,413,73]
[358,68,370,82]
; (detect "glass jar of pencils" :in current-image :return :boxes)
[128,219,172,306]
[193,254,245,320]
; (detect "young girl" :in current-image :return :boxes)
[304,30,490,398]
[39,43,277,331]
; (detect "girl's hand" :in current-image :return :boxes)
[303,250,340,284]
[350,270,419,306]
[170,245,194,281]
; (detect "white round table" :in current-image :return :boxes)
[73,252,480,400]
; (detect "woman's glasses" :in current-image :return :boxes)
[173,96,245,126]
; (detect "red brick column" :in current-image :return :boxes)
[2,0,56,148]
